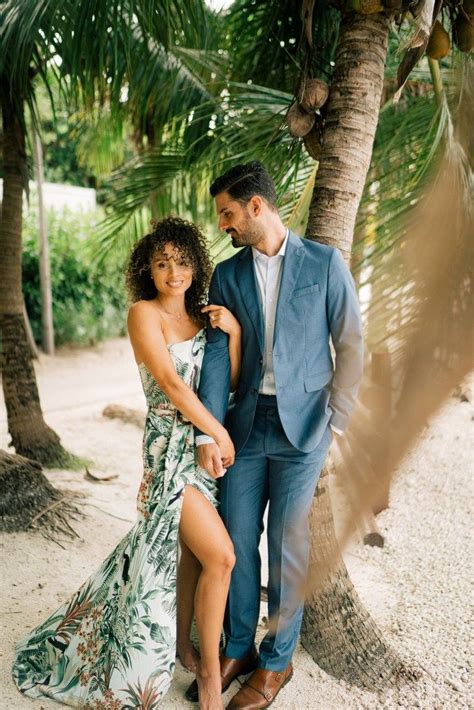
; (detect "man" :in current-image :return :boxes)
[188,161,363,709]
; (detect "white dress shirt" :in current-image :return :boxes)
[196,229,341,446]
[252,231,288,394]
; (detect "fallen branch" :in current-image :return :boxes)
[102,404,145,428]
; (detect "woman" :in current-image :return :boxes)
[12,218,242,710]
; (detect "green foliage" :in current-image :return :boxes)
[225,0,339,89]
[28,76,97,187]
[40,116,95,187]
[22,208,128,347]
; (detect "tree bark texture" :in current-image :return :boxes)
[0,313,65,462]
[306,12,390,261]
[0,81,65,464]
[301,11,411,689]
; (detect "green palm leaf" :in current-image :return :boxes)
[91,150,185,263]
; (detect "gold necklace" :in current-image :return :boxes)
[157,303,188,320]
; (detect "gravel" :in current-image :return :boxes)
[0,340,471,709]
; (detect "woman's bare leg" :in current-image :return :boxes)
[180,485,235,710]
[176,538,201,672]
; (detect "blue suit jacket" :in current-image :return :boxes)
[197,231,364,454]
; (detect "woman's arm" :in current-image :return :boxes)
[227,328,242,392]
[201,305,242,392]
[128,301,234,465]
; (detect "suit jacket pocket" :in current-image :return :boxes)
[304,369,333,391]
[292,283,320,298]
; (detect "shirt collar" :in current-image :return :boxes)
[252,229,289,261]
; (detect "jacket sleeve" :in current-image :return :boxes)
[195,265,231,436]
[326,247,364,432]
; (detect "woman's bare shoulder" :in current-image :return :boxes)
[128,299,159,317]
[128,300,163,329]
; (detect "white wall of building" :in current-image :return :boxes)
[0,180,96,213]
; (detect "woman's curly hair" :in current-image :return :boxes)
[125,217,213,325]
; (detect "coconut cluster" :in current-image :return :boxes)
[426,3,473,60]
[286,78,329,160]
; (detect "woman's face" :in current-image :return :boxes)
[150,242,193,298]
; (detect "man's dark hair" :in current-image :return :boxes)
[210,161,277,210]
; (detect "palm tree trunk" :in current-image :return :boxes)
[302,469,409,688]
[306,12,390,261]
[0,79,67,465]
[302,12,411,688]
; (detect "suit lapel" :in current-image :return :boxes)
[236,247,264,355]
[274,231,305,344]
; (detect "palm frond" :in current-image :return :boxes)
[90,81,316,259]
[1,0,218,127]
[184,82,315,220]
[355,62,467,357]
[224,0,340,90]
[92,150,185,263]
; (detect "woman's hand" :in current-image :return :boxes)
[202,304,241,337]
[214,428,235,469]
[197,443,226,479]
[197,429,234,480]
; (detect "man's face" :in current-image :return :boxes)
[215,192,264,248]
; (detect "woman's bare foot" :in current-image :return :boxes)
[197,669,223,710]
[176,642,200,673]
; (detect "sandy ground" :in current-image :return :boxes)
[0,337,472,709]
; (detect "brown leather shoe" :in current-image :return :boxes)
[226,664,293,709]
[184,646,259,703]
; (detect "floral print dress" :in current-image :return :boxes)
[12,328,218,708]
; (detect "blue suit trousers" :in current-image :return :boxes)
[219,394,332,670]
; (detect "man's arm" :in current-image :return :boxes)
[196,265,231,431]
[326,248,364,433]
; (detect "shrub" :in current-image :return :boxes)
[22,208,128,347]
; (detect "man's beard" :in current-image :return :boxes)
[228,219,263,248]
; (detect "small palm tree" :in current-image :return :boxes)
[0,0,217,528]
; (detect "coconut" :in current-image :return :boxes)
[350,0,384,14]
[286,102,315,138]
[299,79,329,113]
[303,122,323,161]
[426,21,451,59]
[454,15,474,52]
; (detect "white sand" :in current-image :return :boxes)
[0,338,472,709]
